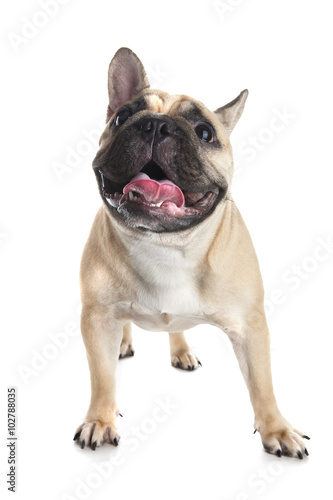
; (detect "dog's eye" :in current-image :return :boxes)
[195,124,214,143]
[115,108,132,127]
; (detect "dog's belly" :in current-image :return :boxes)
[132,312,207,333]
[126,285,207,332]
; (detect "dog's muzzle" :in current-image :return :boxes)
[94,115,228,231]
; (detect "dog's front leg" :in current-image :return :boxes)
[74,305,123,450]
[225,312,309,458]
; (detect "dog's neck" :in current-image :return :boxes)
[104,199,232,266]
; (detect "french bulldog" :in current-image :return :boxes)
[74,47,309,458]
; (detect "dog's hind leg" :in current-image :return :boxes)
[119,322,135,359]
[169,332,201,371]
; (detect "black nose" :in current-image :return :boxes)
[136,116,176,143]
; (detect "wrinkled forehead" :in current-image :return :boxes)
[140,89,203,115]
[130,89,225,133]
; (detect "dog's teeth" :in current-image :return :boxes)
[126,192,163,206]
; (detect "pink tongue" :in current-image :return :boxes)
[123,173,185,207]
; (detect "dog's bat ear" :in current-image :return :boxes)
[107,47,150,121]
[214,89,248,134]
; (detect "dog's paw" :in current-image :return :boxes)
[256,420,310,459]
[119,341,135,359]
[73,420,120,450]
[171,348,202,371]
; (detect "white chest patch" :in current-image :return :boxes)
[124,239,205,332]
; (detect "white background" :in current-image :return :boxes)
[1,1,333,499]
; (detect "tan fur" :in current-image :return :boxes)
[74,51,309,458]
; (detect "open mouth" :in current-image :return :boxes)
[96,160,223,222]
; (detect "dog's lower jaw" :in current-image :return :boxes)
[96,168,227,233]
[106,195,225,233]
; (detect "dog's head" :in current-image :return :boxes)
[93,48,248,232]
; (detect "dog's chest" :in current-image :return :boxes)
[123,241,205,331]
